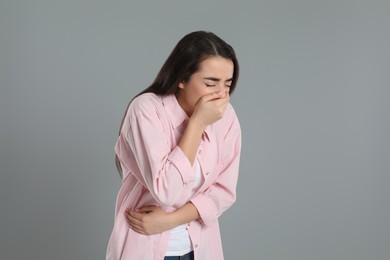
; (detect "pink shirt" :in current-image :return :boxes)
[106,93,241,260]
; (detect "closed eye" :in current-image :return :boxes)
[205,83,216,87]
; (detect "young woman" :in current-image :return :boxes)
[106,31,241,260]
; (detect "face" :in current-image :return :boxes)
[176,56,234,116]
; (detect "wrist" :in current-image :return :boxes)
[166,211,180,229]
[188,117,207,133]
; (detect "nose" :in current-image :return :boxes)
[222,84,230,94]
[217,83,229,93]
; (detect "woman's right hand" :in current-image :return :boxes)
[179,90,229,165]
[191,90,230,129]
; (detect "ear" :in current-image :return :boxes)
[178,81,185,90]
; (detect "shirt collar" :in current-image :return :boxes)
[162,94,189,129]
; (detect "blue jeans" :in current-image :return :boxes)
[164,251,194,260]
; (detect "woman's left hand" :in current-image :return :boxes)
[125,205,174,235]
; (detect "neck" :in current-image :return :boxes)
[175,93,193,117]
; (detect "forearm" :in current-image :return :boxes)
[178,119,204,165]
[169,202,200,227]
[125,202,200,235]
[178,91,228,166]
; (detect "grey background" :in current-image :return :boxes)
[1,0,389,259]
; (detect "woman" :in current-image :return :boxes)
[106,31,241,260]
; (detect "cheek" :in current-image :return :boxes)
[184,83,214,106]
[196,87,214,97]
[186,85,206,98]
[192,89,213,104]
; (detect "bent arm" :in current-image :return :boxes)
[118,93,228,207]
[117,96,196,207]
[191,109,241,225]
[126,107,241,233]
[170,202,200,226]
[126,203,200,235]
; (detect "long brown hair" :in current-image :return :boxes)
[115,31,240,177]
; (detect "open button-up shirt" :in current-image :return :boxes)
[106,93,241,260]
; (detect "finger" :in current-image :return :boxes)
[129,224,146,235]
[125,213,142,225]
[126,216,148,235]
[221,90,230,99]
[199,91,224,103]
[212,90,229,101]
[218,95,229,105]
[213,94,230,107]
[223,93,230,103]
[127,209,145,219]
[137,205,157,213]
[125,211,143,227]
[126,214,146,233]
[129,222,144,232]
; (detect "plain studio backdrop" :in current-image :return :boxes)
[1,0,389,259]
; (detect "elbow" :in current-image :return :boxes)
[147,166,188,207]
[221,195,237,214]
[217,191,237,217]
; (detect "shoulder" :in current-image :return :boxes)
[120,93,167,131]
[120,93,169,136]
[127,93,163,117]
[131,93,162,110]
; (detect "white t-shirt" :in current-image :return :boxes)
[165,160,203,256]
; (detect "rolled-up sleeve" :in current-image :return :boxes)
[191,108,242,225]
[116,95,196,207]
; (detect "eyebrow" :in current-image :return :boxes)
[203,77,233,82]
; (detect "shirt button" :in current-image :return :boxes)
[187,223,191,226]
[194,244,199,248]
[205,171,209,175]
[198,150,202,154]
